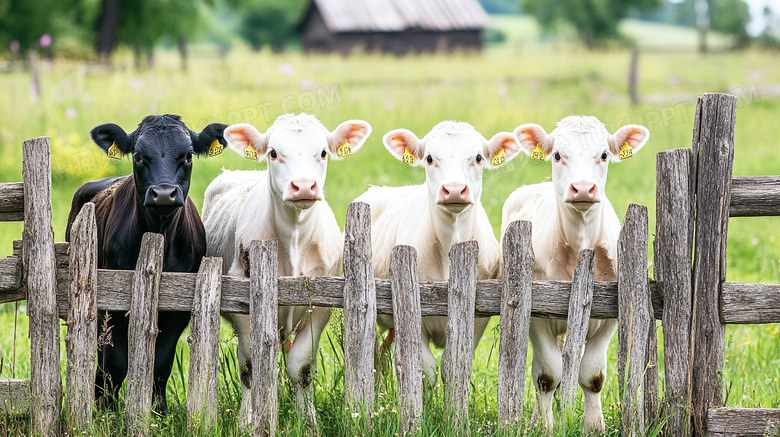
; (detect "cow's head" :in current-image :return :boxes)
[383,121,520,214]
[223,114,371,210]
[514,116,649,212]
[91,115,227,216]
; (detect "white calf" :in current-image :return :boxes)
[501,116,649,432]
[355,121,520,384]
[201,113,371,426]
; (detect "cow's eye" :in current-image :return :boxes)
[553,152,561,162]
[186,152,193,163]
[321,149,327,158]
[269,150,278,159]
[133,153,143,164]
[601,152,609,161]
[476,154,483,163]
[426,155,433,164]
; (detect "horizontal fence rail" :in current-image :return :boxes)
[729,176,780,217]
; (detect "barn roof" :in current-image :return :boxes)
[306,0,489,33]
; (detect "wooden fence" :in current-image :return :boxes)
[1,92,779,436]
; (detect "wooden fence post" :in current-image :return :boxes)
[390,245,423,436]
[187,256,223,431]
[497,220,533,427]
[343,202,376,423]
[249,241,278,437]
[22,136,61,436]
[65,202,98,431]
[690,93,736,436]
[125,233,164,436]
[560,249,595,413]
[617,204,652,437]
[441,241,478,434]
[656,148,694,436]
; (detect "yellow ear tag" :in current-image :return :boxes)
[530,144,546,161]
[337,140,352,158]
[401,147,415,165]
[107,142,122,160]
[619,142,633,160]
[208,139,224,157]
[244,145,259,160]
[491,148,506,166]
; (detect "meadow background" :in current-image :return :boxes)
[0,13,779,436]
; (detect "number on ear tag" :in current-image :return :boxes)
[337,140,352,157]
[491,148,506,166]
[244,145,259,160]
[401,148,415,165]
[107,142,122,160]
[619,142,633,160]
[530,144,546,161]
[208,139,224,157]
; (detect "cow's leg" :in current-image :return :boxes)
[286,306,331,427]
[151,311,192,415]
[473,316,490,355]
[228,314,254,429]
[95,311,129,411]
[420,332,438,388]
[529,318,563,430]
[579,319,616,433]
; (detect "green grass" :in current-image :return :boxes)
[1,40,779,435]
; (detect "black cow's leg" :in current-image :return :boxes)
[95,311,129,411]
[151,311,192,415]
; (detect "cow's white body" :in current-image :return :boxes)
[202,114,371,427]
[503,115,649,432]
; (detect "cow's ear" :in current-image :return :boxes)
[190,123,228,157]
[327,120,371,160]
[383,129,424,166]
[223,123,269,161]
[90,123,134,157]
[609,124,649,162]
[484,132,521,170]
[513,123,552,160]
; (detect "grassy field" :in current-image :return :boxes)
[1,33,779,435]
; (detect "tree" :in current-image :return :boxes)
[239,0,307,52]
[522,0,662,48]
[672,0,750,52]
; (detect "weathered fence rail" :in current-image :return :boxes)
[2,92,780,436]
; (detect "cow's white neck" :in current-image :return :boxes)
[555,199,605,252]
[427,194,478,261]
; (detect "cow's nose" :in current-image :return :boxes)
[569,181,598,203]
[149,185,179,206]
[440,183,470,204]
[290,179,318,200]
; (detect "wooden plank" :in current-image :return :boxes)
[690,92,736,436]
[655,148,694,437]
[249,241,278,437]
[390,245,423,436]
[0,378,30,415]
[187,257,222,431]
[0,182,24,221]
[22,136,61,436]
[0,256,22,292]
[560,249,595,412]
[124,233,164,436]
[441,241,478,434]
[617,204,652,437]
[65,202,98,431]
[708,408,780,436]
[721,282,780,324]
[729,176,780,217]
[497,220,533,427]
[342,202,376,422]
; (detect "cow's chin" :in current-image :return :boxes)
[437,202,472,214]
[285,198,318,210]
[147,205,181,218]
[565,200,600,212]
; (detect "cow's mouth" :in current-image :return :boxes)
[286,198,318,210]
[437,202,472,213]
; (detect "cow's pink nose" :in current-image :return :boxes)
[569,182,598,203]
[440,183,470,204]
[290,179,318,200]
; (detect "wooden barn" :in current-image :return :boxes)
[298,0,490,54]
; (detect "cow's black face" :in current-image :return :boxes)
[90,115,227,217]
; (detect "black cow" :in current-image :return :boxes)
[66,114,226,413]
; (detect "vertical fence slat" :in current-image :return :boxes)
[441,240,478,434]
[390,245,423,436]
[249,241,278,437]
[497,220,533,427]
[343,202,377,423]
[65,202,98,431]
[690,93,736,436]
[617,204,651,437]
[560,249,595,411]
[656,148,694,436]
[22,136,61,436]
[187,256,223,431]
[125,232,164,436]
